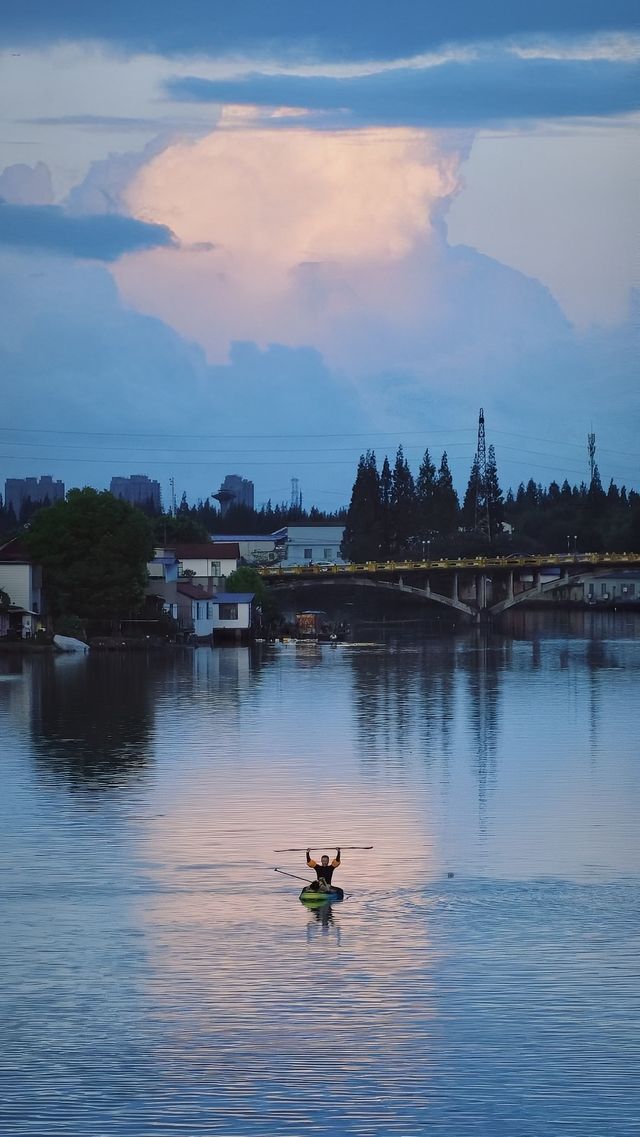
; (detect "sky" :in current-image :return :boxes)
[0,2,638,513]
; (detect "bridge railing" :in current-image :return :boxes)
[258,551,640,577]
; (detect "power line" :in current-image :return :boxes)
[0,424,636,458]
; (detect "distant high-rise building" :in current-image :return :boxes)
[5,475,65,516]
[110,474,162,512]
[213,474,255,515]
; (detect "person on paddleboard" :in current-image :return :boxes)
[306,848,340,891]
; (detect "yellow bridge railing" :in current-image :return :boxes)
[258,552,640,577]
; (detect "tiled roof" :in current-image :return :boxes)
[0,538,32,563]
[176,582,216,600]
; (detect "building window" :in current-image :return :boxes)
[628,583,635,596]
[304,547,313,559]
[219,603,238,620]
[210,562,221,576]
[323,547,332,560]
[207,603,214,618]
[601,584,608,596]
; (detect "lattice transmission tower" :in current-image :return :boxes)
[290,476,302,510]
[474,407,490,539]
[587,430,596,481]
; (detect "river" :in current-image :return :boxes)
[1,611,638,1136]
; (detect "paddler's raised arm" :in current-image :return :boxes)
[306,848,318,868]
[331,847,341,867]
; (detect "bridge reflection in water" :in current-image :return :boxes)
[260,552,640,623]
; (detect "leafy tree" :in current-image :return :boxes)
[25,488,154,623]
[225,565,278,621]
[0,587,10,611]
[152,512,208,544]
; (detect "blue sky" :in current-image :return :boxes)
[0,3,638,511]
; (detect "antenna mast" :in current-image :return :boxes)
[169,477,177,517]
[587,430,596,481]
[474,408,490,539]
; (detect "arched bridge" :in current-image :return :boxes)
[259,552,640,623]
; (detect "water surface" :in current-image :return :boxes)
[1,614,638,1135]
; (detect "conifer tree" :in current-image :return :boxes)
[461,455,481,531]
[340,450,382,562]
[433,451,459,536]
[379,455,393,559]
[390,445,416,556]
[415,448,437,538]
[485,444,504,541]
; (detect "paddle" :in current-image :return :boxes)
[273,868,315,884]
[273,845,373,852]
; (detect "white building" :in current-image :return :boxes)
[154,542,240,583]
[210,533,284,565]
[273,525,346,567]
[0,538,43,638]
[212,592,255,640]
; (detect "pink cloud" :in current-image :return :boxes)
[116,120,464,368]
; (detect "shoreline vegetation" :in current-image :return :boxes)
[1,441,638,644]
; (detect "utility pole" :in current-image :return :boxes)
[587,429,596,482]
[475,407,490,539]
[169,477,177,517]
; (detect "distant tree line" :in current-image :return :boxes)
[1,457,638,560]
[0,489,346,545]
[150,494,347,545]
[340,446,640,561]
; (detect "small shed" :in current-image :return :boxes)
[212,592,255,641]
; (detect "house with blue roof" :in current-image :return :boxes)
[212,592,256,641]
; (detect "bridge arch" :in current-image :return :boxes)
[267,575,476,618]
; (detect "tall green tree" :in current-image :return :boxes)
[25,488,154,622]
[390,444,416,556]
[379,455,393,559]
[485,444,504,541]
[340,451,382,562]
[433,451,460,536]
[461,455,482,531]
[415,448,437,538]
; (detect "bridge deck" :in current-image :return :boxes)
[259,552,640,578]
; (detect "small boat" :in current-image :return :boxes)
[53,634,89,653]
[299,885,344,905]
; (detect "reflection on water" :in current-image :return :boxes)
[0,615,638,1135]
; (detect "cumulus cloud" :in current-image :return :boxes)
[2,2,636,60]
[115,122,466,367]
[166,55,640,127]
[0,161,53,205]
[0,201,176,260]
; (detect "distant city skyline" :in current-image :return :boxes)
[0,4,637,506]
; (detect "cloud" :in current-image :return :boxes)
[114,121,571,376]
[0,201,176,260]
[2,2,636,60]
[0,160,53,205]
[166,55,640,127]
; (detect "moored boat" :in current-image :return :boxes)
[53,634,89,653]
